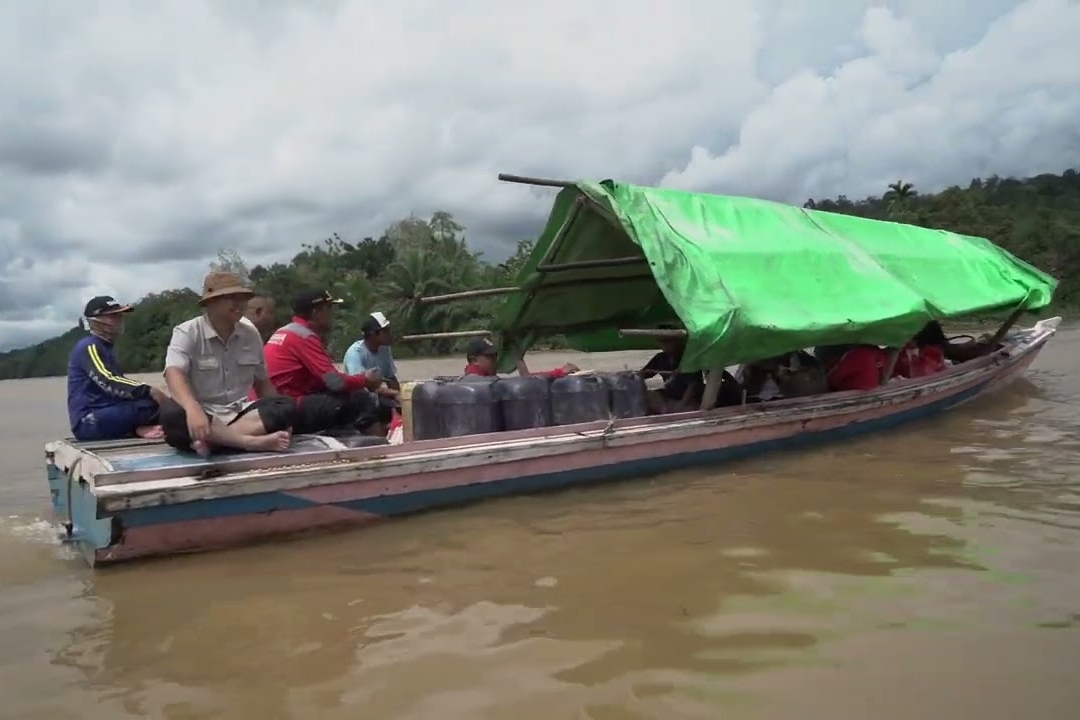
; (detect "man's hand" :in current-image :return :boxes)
[149,385,169,405]
[376,385,400,398]
[364,368,383,390]
[562,362,581,374]
[185,403,211,443]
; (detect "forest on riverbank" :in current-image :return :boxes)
[1,168,1077,380]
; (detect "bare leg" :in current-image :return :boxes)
[205,413,291,453]
[646,390,669,415]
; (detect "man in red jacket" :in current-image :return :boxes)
[263,289,382,434]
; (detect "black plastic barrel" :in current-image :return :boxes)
[435,377,503,437]
[493,375,553,431]
[550,374,610,425]
[602,371,648,419]
[410,380,444,440]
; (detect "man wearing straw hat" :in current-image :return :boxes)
[159,271,297,456]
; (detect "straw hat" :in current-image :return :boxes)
[200,271,254,305]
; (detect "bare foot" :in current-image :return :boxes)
[136,425,164,439]
[243,431,292,453]
[191,440,212,457]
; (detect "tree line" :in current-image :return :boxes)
[0,169,1077,381]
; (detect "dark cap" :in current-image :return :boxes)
[292,289,343,315]
[361,311,391,337]
[465,336,497,359]
[83,295,133,318]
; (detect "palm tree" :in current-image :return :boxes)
[884,180,917,219]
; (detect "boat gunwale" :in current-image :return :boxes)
[77,321,1058,514]
[47,319,1059,501]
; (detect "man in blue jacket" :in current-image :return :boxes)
[67,295,167,442]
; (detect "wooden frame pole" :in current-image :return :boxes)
[497,173,573,188]
[417,287,521,305]
[399,330,492,342]
[537,256,648,273]
[619,328,688,339]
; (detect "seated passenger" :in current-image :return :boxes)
[893,322,948,380]
[462,337,578,379]
[343,312,401,400]
[243,295,278,343]
[67,295,168,442]
[640,334,742,412]
[820,344,888,392]
[263,289,383,435]
[159,272,296,456]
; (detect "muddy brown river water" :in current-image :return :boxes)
[1,334,1079,719]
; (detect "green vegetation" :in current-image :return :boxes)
[0,169,1076,380]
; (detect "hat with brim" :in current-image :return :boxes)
[465,337,497,358]
[84,295,134,318]
[200,271,255,305]
[361,311,391,337]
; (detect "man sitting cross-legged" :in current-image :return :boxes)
[263,289,383,435]
[159,271,296,457]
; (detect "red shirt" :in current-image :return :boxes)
[463,364,569,379]
[263,317,370,398]
[826,346,886,392]
[893,342,946,379]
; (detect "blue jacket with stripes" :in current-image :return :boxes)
[66,334,151,434]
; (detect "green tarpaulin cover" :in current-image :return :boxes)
[495,180,1057,372]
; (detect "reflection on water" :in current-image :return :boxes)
[1,343,1080,719]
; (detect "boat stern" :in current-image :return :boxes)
[44,439,122,567]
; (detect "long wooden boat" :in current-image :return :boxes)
[44,316,1060,567]
[43,177,1062,567]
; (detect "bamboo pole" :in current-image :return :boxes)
[619,328,688,339]
[417,286,521,305]
[989,306,1026,344]
[418,272,656,308]
[537,256,648,272]
[399,330,492,342]
[700,365,725,410]
[497,173,573,188]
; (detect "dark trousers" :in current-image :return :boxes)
[294,390,379,435]
[160,396,297,452]
[73,398,161,442]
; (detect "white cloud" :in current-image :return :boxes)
[0,0,1078,350]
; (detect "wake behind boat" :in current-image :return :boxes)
[44,176,1061,567]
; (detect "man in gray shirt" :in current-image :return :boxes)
[158,272,296,456]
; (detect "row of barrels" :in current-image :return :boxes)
[407,372,649,440]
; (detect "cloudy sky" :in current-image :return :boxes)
[1,0,1078,351]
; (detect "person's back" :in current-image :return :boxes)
[825,345,886,392]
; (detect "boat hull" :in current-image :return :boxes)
[44,319,1059,567]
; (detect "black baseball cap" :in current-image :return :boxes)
[292,289,343,315]
[83,295,133,318]
[361,311,391,337]
[465,337,497,358]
